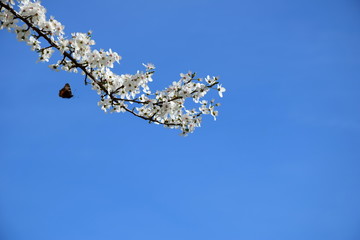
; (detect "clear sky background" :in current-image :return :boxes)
[1,0,360,239]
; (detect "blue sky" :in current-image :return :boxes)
[1,0,360,239]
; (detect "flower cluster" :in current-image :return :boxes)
[0,0,226,135]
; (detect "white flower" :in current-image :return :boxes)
[217,84,226,98]
[210,106,218,120]
[180,71,192,82]
[27,35,40,50]
[38,48,54,62]
[142,63,155,70]
[48,64,60,72]
[205,75,216,85]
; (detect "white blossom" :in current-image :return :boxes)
[217,84,226,98]
[27,35,40,50]
[0,0,225,135]
[142,63,155,70]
